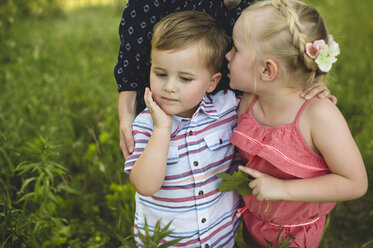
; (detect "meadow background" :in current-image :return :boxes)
[0,0,372,247]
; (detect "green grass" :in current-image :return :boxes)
[0,1,372,247]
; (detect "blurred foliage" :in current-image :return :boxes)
[0,0,372,247]
[0,0,63,26]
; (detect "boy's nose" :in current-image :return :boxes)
[164,79,177,92]
[225,49,232,61]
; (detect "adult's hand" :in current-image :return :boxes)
[118,91,137,160]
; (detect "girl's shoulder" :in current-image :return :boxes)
[302,97,346,132]
[303,97,340,119]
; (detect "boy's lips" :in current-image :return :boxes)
[161,96,178,102]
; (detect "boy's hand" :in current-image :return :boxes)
[144,87,172,130]
[238,166,286,202]
[301,81,337,104]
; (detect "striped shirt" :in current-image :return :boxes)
[125,90,241,248]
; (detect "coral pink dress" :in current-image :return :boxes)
[230,96,335,248]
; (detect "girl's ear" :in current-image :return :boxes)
[261,59,278,82]
[206,72,222,93]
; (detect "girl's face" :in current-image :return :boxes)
[225,15,258,93]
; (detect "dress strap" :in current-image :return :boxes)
[294,100,310,124]
[247,95,258,115]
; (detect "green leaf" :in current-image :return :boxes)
[19,177,37,193]
[216,171,253,196]
[44,167,54,185]
[154,219,161,236]
[137,218,184,247]
[57,184,80,194]
[275,227,283,245]
[16,162,41,175]
[17,191,37,203]
[265,240,272,248]
[236,182,252,196]
[137,229,146,244]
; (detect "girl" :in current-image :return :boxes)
[225,0,368,247]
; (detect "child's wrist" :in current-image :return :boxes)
[280,181,292,201]
[153,125,172,134]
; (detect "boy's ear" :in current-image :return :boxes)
[261,59,278,82]
[206,72,222,93]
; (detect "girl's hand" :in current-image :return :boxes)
[144,87,172,130]
[301,81,337,104]
[239,166,286,201]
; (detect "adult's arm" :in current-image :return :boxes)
[118,91,136,159]
[115,1,168,159]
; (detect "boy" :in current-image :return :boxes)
[124,11,241,247]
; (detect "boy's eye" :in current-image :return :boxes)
[180,76,192,82]
[156,73,167,78]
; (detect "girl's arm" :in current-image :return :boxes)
[292,98,368,202]
[129,88,173,196]
[240,98,368,202]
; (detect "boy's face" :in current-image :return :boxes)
[150,43,220,118]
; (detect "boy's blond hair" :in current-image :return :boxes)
[151,11,229,74]
[242,0,329,88]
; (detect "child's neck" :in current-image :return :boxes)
[254,88,305,126]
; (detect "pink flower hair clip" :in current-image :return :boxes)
[305,35,340,73]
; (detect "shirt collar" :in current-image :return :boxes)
[170,93,220,137]
[195,93,219,119]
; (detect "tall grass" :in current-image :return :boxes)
[0,0,372,247]
[0,4,136,247]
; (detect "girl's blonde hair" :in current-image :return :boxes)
[242,0,329,88]
[151,11,229,74]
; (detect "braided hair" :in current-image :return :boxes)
[241,0,329,88]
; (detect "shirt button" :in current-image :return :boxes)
[219,139,223,144]
[201,218,206,223]
[189,131,193,136]
[204,245,209,248]
[193,161,199,166]
[198,190,204,196]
